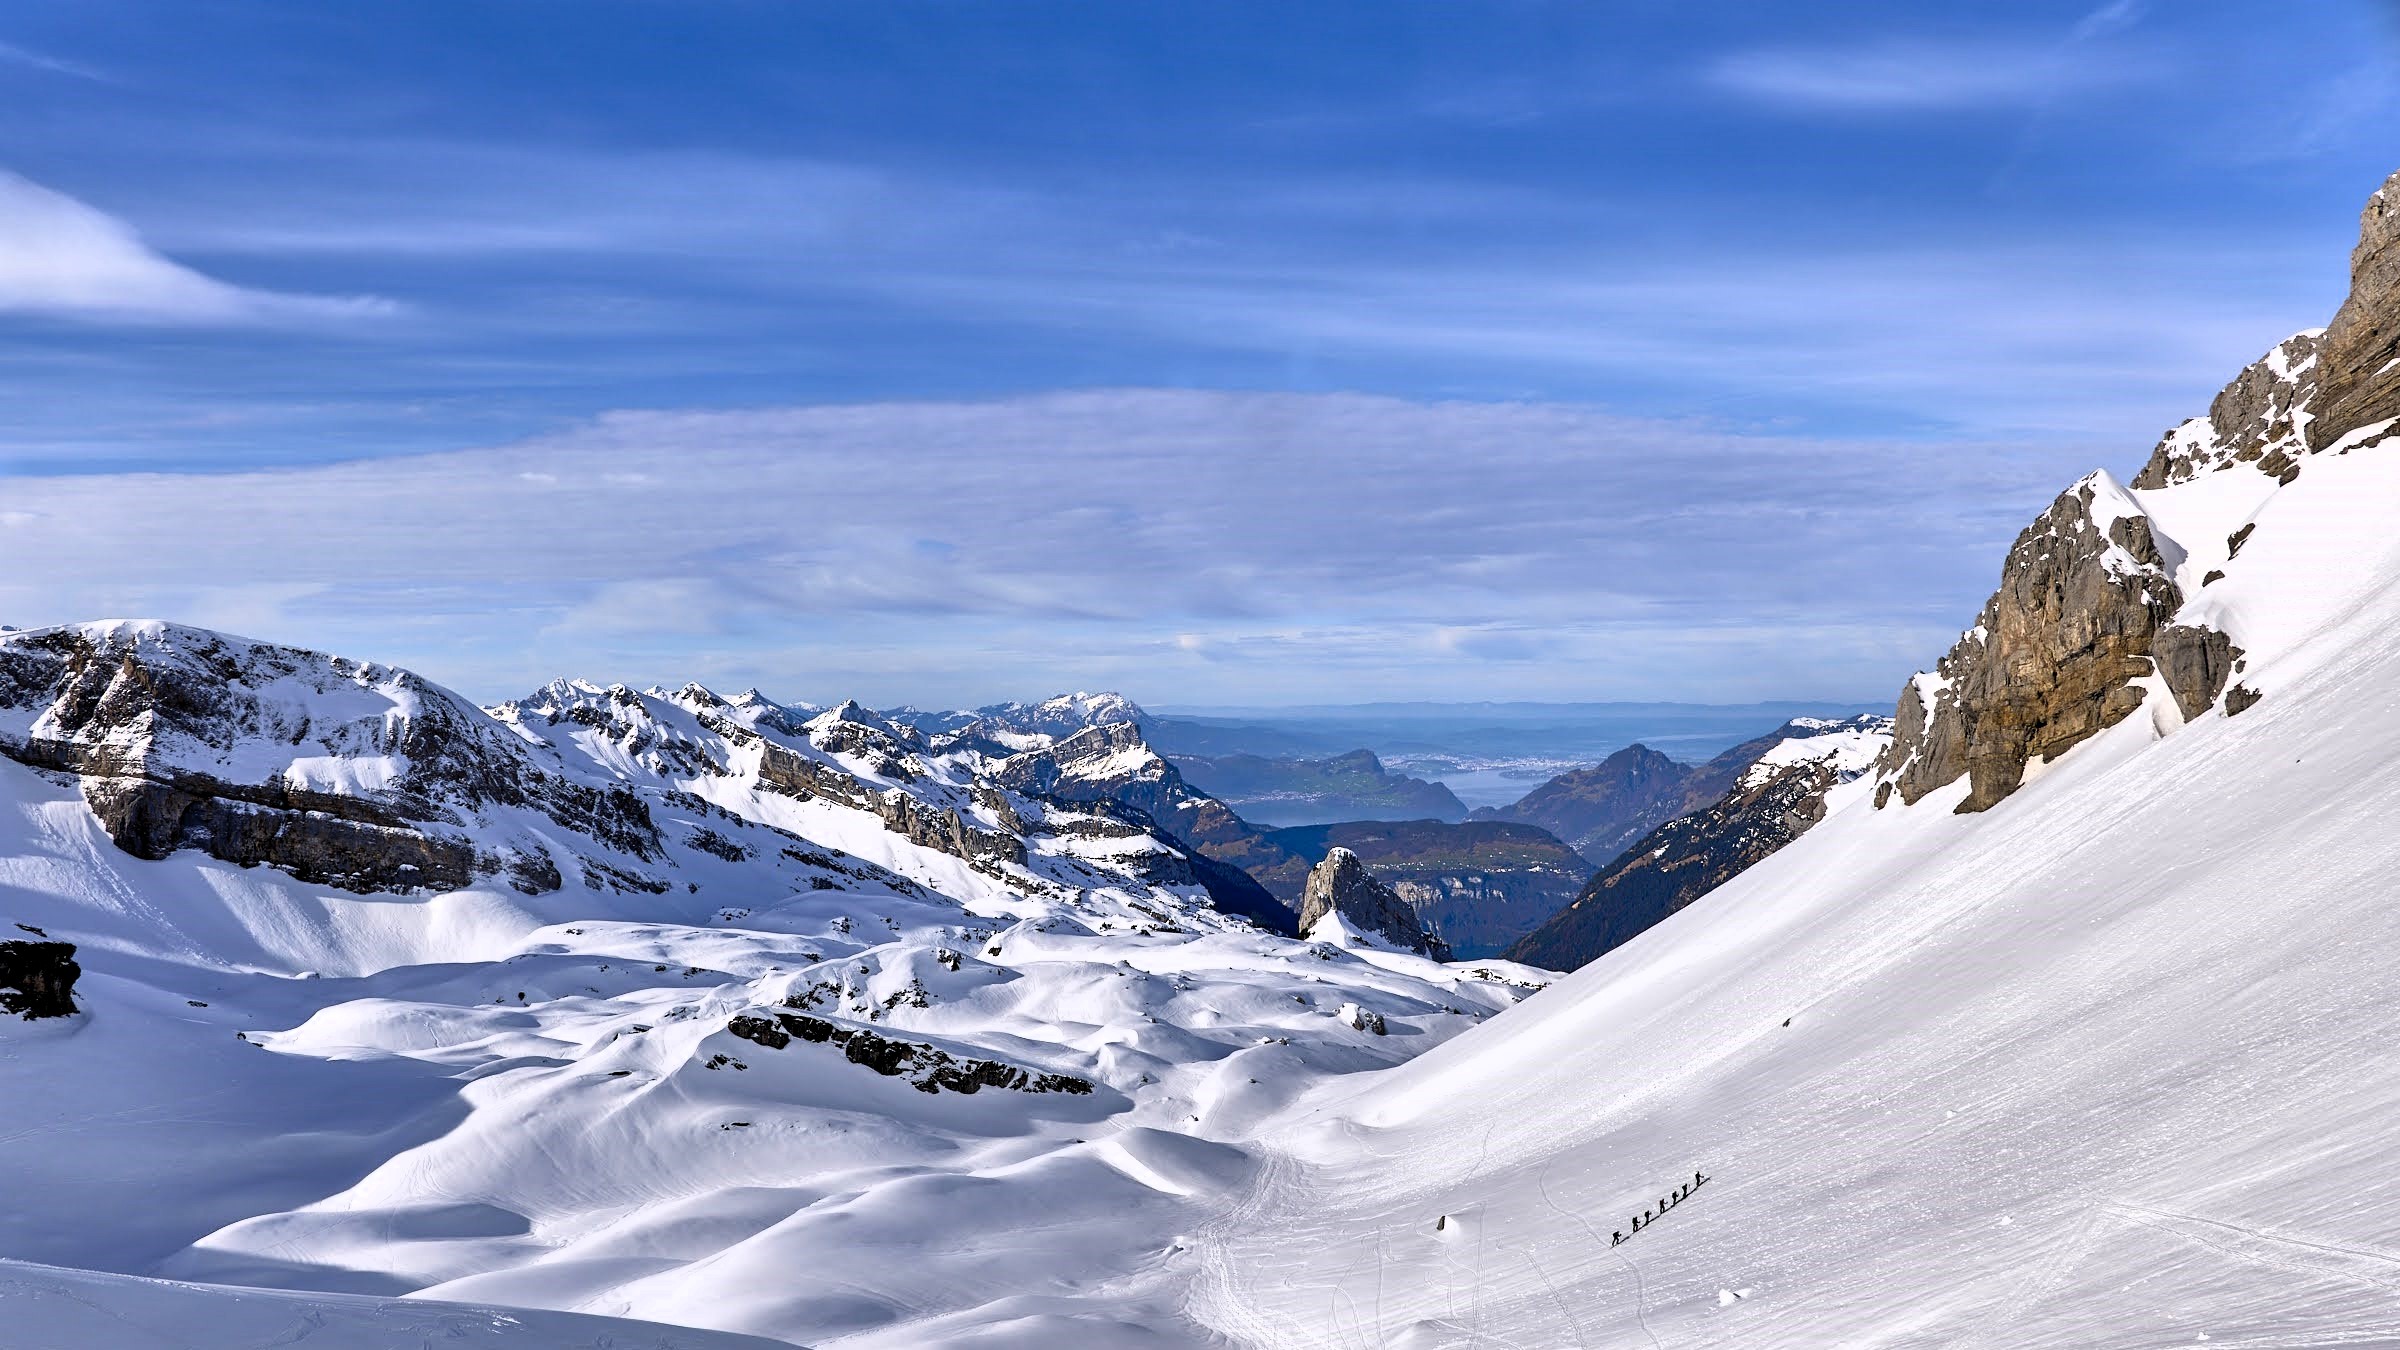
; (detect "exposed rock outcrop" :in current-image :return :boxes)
[2134,171,2400,491]
[1296,848,1450,960]
[0,938,79,1019]
[1875,473,2210,813]
[1261,820,1591,959]
[1880,174,2400,813]
[726,1009,1094,1096]
[2313,170,2400,451]
[0,623,659,892]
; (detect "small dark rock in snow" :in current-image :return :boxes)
[0,939,80,1019]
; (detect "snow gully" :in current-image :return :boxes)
[1611,1170,1709,1246]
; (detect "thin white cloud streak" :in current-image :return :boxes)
[0,390,2120,705]
[1706,37,2157,111]
[0,39,106,83]
[0,170,395,325]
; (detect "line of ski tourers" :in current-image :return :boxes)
[1611,1170,1709,1246]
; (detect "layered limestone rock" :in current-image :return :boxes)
[0,938,79,1019]
[2131,332,2325,488]
[0,623,658,892]
[1874,473,2235,813]
[1296,847,1451,960]
[2313,170,2400,451]
[2134,171,2400,490]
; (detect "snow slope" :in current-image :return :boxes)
[1184,368,2400,1344]
[0,1259,787,1350]
[0,632,1543,1347]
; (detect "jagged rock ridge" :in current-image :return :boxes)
[1297,847,1451,960]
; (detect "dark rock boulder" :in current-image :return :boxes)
[1296,848,1450,960]
[0,939,79,1019]
[726,1010,1093,1096]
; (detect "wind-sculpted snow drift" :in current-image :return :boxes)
[1184,170,2400,1347]
[0,622,1548,1346]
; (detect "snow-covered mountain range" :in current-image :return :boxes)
[0,621,1545,1346]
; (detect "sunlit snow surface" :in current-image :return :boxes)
[1184,424,2400,1344]
[0,666,1543,1346]
[0,1259,786,1350]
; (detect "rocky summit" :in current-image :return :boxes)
[1296,847,1452,960]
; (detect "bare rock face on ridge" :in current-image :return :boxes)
[0,622,661,893]
[2314,169,2400,452]
[2135,170,2400,491]
[1875,472,2216,813]
[1297,847,1451,960]
[1880,171,2400,815]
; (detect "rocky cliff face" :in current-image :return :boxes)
[1874,473,2216,813]
[1878,173,2400,816]
[1509,717,1889,970]
[2133,174,2400,491]
[2313,170,2400,452]
[1296,847,1451,960]
[0,623,657,893]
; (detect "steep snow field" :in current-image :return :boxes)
[1184,396,2400,1343]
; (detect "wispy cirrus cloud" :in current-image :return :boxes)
[0,38,106,83]
[1706,1,2161,115]
[0,171,396,325]
[1705,38,2155,112]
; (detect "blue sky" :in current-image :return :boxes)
[0,1,2395,706]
